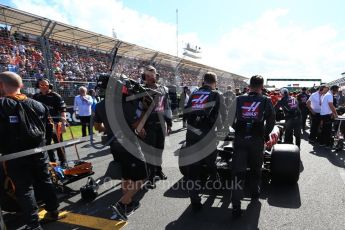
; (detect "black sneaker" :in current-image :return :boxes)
[125,200,141,216]
[191,202,203,212]
[110,202,128,221]
[232,205,242,218]
[156,171,168,180]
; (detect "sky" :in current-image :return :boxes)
[1,0,345,82]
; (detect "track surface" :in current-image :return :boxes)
[4,121,345,229]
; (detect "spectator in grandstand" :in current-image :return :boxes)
[319,85,339,148]
[74,86,93,137]
[33,69,44,79]
[0,71,63,230]
[33,78,68,166]
[307,85,325,144]
[0,27,244,94]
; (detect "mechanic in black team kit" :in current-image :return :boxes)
[230,75,275,218]
[297,87,310,131]
[184,72,227,211]
[0,72,62,230]
[275,88,302,148]
[33,78,67,166]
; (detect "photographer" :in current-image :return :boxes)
[93,74,147,220]
[137,65,172,189]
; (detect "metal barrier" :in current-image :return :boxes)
[0,135,91,162]
[0,135,92,230]
[22,79,96,106]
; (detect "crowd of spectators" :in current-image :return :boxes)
[0,27,45,79]
[50,40,110,82]
[0,27,246,91]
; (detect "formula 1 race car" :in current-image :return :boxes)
[179,124,301,186]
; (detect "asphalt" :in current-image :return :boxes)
[3,120,345,230]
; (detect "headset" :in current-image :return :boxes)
[141,68,160,82]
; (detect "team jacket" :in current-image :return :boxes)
[185,85,227,136]
[233,92,275,139]
[275,95,301,120]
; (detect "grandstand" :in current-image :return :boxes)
[0,4,247,105]
[327,72,345,89]
[266,78,322,90]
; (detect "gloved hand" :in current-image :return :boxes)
[265,126,280,148]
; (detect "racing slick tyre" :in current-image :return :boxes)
[271,144,300,184]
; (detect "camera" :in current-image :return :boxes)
[95,73,162,99]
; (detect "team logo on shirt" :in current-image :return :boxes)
[241,102,261,118]
[154,96,165,112]
[191,94,209,109]
[288,98,298,109]
[9,116,19,123]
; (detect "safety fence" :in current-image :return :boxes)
[22,79,96,106]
